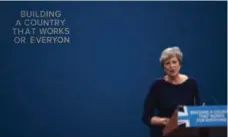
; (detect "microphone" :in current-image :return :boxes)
[193,95,206,106]
[211,95,219,105]
[193,96,197,106]
[201,95,219,105]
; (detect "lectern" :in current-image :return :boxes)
[163,105,227,137]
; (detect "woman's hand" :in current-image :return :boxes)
[160,117,170,125]
[151,116,170,126]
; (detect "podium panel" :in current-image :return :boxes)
[177,105,227,128]
[163,105,227,137]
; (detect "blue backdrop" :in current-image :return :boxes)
[0,1,227,137]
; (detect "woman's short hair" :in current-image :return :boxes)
[159,46,183,67]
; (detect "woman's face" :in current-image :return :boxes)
[163,56,181,77]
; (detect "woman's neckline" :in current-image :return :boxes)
[162,75,190,86]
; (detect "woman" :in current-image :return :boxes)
[142,46,202,137]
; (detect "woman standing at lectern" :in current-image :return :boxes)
[142,46,202,137]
